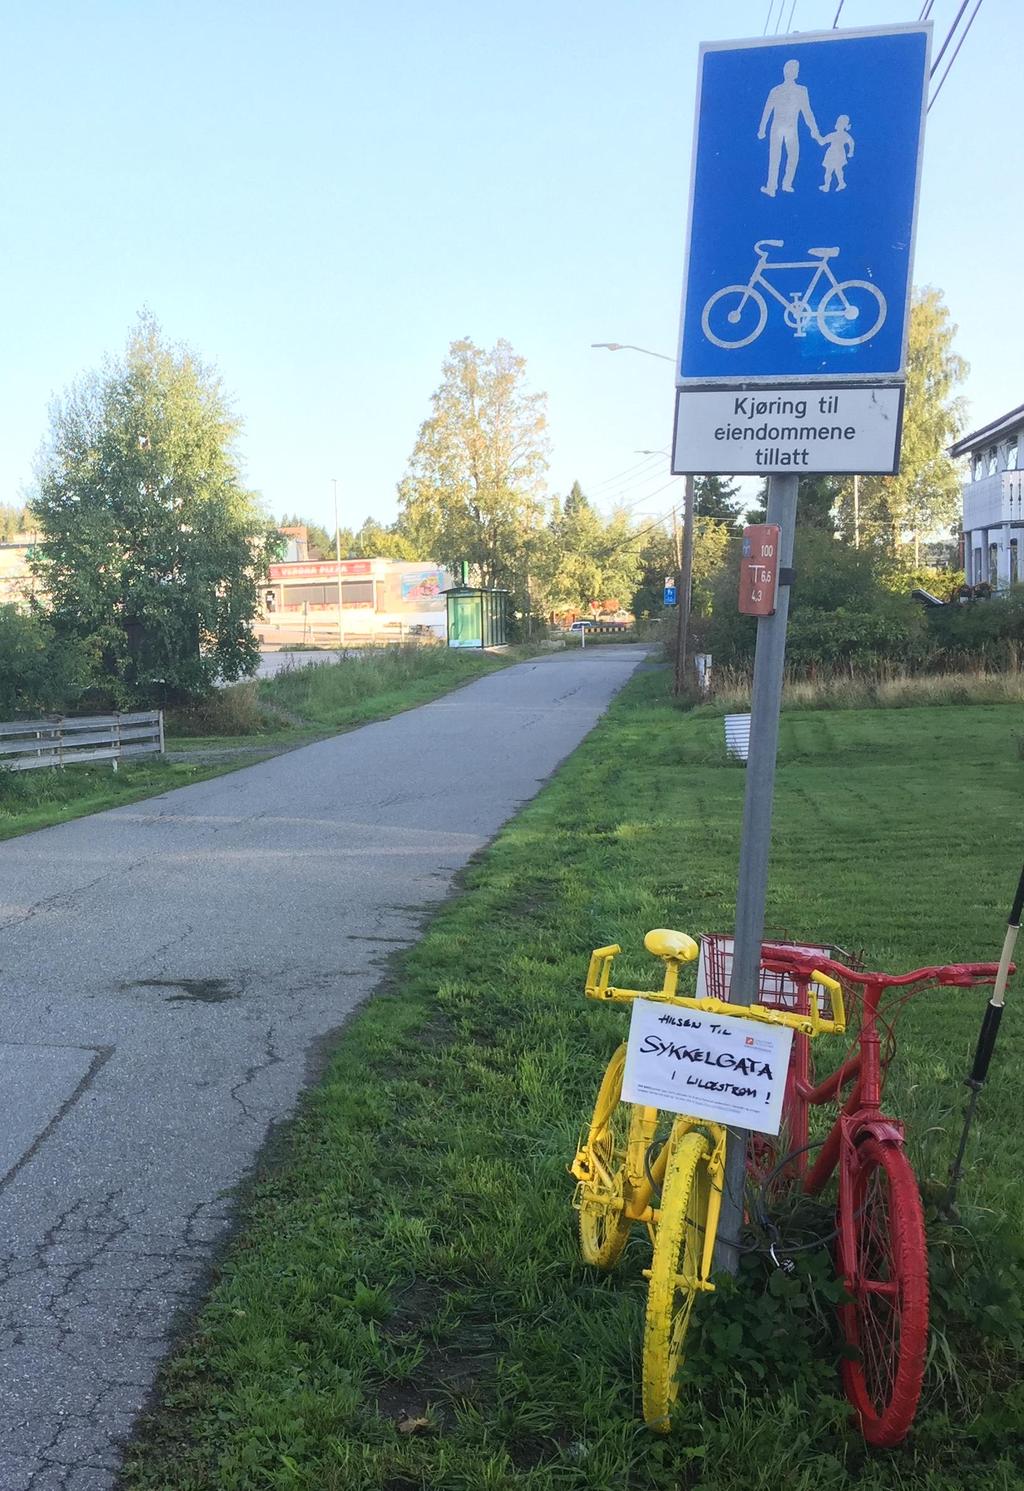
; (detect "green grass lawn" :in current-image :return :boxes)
[1,648,526,839]
[0,757,238,842]
[122,670,1024,1491]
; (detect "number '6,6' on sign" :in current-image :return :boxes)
[739,524,780,616]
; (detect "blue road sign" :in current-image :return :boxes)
[677,24,930,386]
[663,584,678,606]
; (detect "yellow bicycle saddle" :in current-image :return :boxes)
[644,928,700,962]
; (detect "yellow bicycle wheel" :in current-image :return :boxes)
[578,1043,651,1270]
[642,1129,711,1432]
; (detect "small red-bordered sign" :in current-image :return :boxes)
[738,524,780,616]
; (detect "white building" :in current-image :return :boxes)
[952,403,1024,589]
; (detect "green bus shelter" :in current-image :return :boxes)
[444,586,509,649]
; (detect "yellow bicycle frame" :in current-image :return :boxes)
[574,932,845,1250]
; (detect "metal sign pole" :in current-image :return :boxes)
[671,20,930,1277]
[713,470,799,1276]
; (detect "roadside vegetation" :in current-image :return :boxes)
[697,667,1024,714]
[0,647,530,840]
[123,667,1024,1491]
[0,757,235,843]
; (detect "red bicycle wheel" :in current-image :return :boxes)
[837,1137,929,1447]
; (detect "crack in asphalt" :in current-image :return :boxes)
[0,862,149,936]
[229,1025,284,1120]
[0,1051,115,1197]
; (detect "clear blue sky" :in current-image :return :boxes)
[2,0,1016,534]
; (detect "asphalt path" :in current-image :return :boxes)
[0,646,648,1490]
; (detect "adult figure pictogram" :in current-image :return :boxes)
[757,59,822,196]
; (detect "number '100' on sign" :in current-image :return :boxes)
[738,524,780,616]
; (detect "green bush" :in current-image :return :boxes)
[705,533,927,671]
[0,606,91,718]
[785,603,928,672]
[164,681,275,737]
[926,585,1024,668]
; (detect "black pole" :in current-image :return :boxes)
[943,860,1024,1216]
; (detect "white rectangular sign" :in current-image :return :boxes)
[621,998,794,1135]
[672,384,902,476]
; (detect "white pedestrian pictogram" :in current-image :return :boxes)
[757,60,823,196]
[701,239,887,349]
[819,115,855,192]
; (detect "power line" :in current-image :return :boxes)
[597,472,681,519]
[598,501,681,559]
[587,452,663,493]
[919,0,936,19]
[929,0,984,109]
[831,1,845,26]
[762,1,777,36]
[785,0,798,30]
[930,0,970,76]
[594,464,679,507]
[616,476,684,517]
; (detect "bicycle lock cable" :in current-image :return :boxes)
[643,1130,861,1272]
[942,858,1024,1219]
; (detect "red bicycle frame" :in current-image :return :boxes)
[761,949,1002,1193]
[758,946,1004,1447]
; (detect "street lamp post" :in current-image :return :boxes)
[332,478,345,652]
[593,343,695,695]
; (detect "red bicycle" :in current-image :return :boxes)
[701,936,1004,1448]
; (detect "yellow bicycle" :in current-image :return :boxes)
[570,929,845,1432]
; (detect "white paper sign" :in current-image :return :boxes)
[621,999,794,1135]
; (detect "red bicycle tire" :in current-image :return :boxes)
[837,1137,929,1447]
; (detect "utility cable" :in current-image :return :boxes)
[613,473,685,515]
[597,501,681,559]
[930,0,970,76]
[929,0,983,109]
[591,467,680,512]
[588,452,663,493]
[831,0,845,26]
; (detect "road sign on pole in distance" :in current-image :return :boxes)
[672,23,929,479]
[663,583,678,607]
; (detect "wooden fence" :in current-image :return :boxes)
[0,711,164,772]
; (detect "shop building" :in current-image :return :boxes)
[258,556,454,646]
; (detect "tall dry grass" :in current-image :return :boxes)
[695,666,1024,715]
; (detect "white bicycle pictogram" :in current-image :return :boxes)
[701,239,887,350]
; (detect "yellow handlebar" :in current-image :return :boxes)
[807,969,846,1035]
[584,933,847,1037]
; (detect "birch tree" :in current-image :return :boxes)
[397,338,549,598]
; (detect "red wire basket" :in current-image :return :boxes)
[697,932,859,1025]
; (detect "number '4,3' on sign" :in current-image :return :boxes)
[739,524,780,616]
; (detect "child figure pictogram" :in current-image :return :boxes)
[819,114,854,192]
